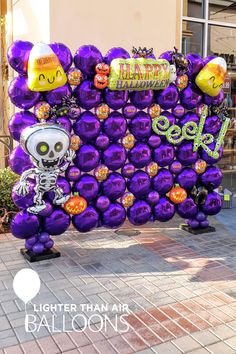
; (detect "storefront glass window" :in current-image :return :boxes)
[209,0,236,24]
[182,20,203,55]
[183,0,204,18]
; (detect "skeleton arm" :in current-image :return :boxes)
[59,149,75,172]
[15,168,36,196]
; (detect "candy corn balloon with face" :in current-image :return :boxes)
[27,42,67,91]
[195,57,227,97]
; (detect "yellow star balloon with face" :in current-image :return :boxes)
[27,42,67,91]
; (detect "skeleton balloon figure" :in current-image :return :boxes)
[15,123,75,214]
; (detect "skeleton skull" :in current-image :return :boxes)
[20,123,70,170]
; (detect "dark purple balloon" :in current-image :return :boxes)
[159,51,173,62]
[161,111,176,126]
[177,198,198,218]
[200,220,209,228]
[8,111,37,141]
[38,201,53,217]
[38,232,50,244]
[176,142,198,166]
[169,160,183,174]
[103,112,127,141]
[187,219,199,229]
[43,209,70,235]
[47,176,71,202]
[102,172,126,201]
[129,111,151,140]
[65,165,81,182]
[73,111,100,141]
[201,192,222,215]
[172,104,185,118]
[11,211,40,239]
[204,115,221,135]
[56,116,72,133]
[152,169,173,194]
[9,146,34,175]
[32,243,45,254]
[127,171,151,198]
[201,143,223,164]
[95,196,110,211]
[122,104,137,119]
[74,45,103,76]
[121,163,136,178]
[102,143,126,171]
[8,77,40,109]
[200,166,223,189]
[104,89,128,110]
[146,191,160,205]
[130,90,153,110]
[74,144,100,172]
[176,167,198,189]
[148,135,162,148]
[74,80,101,109]
[203,90,225,106]
[25,236,37,251]
[73,206,99,232]
[128,200,151,225]
[195,211,206,222]
[178,112,199,127]
[12,180,35,209]
[153,143,175,167]
[45,239,54,249]
[203,55,216,66]
[74,174,99,202]
[129,143,151,168]
[104,47,130,64]
[7,40,33,75]
[153,197,175,222]
[95,134,110,150]
[180,84,202,110]
[45,84,71,105]
[101,203,126,228]
[156,84,179,109]
[50,42,72,71]
[186,53,203,78]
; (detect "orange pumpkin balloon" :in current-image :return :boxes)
[95,62,110,75]
[94,74,108,89]
[64,194,87,215]
[169,185,187,204]
[70,135,81,151]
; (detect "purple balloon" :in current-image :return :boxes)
[101,203,126,228]
[102,172,126,201]
[103,112,127,141]
[169,160,183,174]
[148,135,162,148]
[68,106,81,120]
[74,80,101,109]
[159,51,173,62]
[200,220,209,228]
[38,232,50,243]
[45,84,72,105]
[176,142,198,166]
[122,104,137,119]
[195,211,206,222]
[7,40,33,75]
[74,144,100,172]
[11,211,40,239]
[46,176,71,202]
[8,77,40,109]
[128,200,151,225]
[178,112,199,127]
[72,206,99,232]
[45,239,54,249]
[204,115,221,135]
[177,198,198,218]
[56,116,72,132]
[127,171,151,198]
[146,191,160,205]
[156,84,179,110]
[129,143,151,168]
[38,201,53,217]
[130,90,153,110]
[129,112,151,140]
[73,111,100,141]
[186,53,203,78]
[121,163,136,178]
[161,111,176,126]
[95,196,110,212]
[200,166,223,189]
[203,55,216,66]
[95,134,110,150]
[65,165,81,182]
[104,89,128,110]
[25,236,37,251]
[187,219,199,229]
[50,42,72,72]
[32,243,45,254]
[152,169,173,194]
[180,84,202,110]
[9,146,33,175]
[74,174,99,202]
[102,143,126,171]
[201,142,223,164]
[153,197,175,222]
[8,111,37,141]
[104,47,130,64]
[201,192,222,215]
[153,143,175,167]
[74,45,103,76]
[12,180,35,209]
[172,104,185,118]
[43,209,70,235]
[203,90,225,106]
[176,167,198,189]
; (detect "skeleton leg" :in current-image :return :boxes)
[27,189,46,214]
[53,187,70,205]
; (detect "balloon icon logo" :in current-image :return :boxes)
[13,268,40,304]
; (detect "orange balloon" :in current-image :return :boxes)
[94,74,108,89]
[95,62,110,75]
[169,186,187,204]
[70,135,81,151]
[64,195,87,215]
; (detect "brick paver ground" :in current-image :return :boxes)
[1,213,236,353]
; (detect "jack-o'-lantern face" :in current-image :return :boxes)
[176,74,188,89]
[148,104,161,119]
[95,63,110,75]
[95,104,110,119]
[94,165,109,181]
[169,185,187,204]
[94,74,108,89]
[70,135,81,151]
[122,134,135,149]
[121,192,135,208]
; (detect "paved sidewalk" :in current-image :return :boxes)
[1,214,236,353]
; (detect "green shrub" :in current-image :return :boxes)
[0,167,19,214]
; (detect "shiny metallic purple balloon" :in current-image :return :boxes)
[95,134,110,150]
[25,236,38,251]
[8,111,37,142]
[172,104,185,118]
[129,143,151,168]
[102,172,126,201]
[127,171,151,198]
[130,90,153,110]
[12,180,35,209]
[103,112,127,141]
[11,210,40,239]
[129,111,151,140]
[74,80,101,109]
[128,200,151,225]
[159,51,173,62]
[72,206,99,232]
[65,165,81,182]
[176,142,198,166]
[43,209,70,235]
[187,219,199,229]
[122,103,137,119]
[180,84,202,110]
[38,232,50,243]
[104,47,130,64]
[177,198,198,218]
[153,143,175,167]
[155,84,179,109]
[201,192,222,215]
[38,201,53,217]
[176,167,198,189]
[32,243,45,254]
[201,142,223,164]
[186,53,203,78]
[203,90,225,106]
[45,84,72,105]
[161,111,176,126]
[101,203,126,228]
[204,115,221,135]
[178,112,199,127]
[121,163,136,178]
[8,77,40,109]
[102,143,126,171]
[195,211,206,222]
[169,160,183,174]
[7,40,33,75]
[73,111,100,141]
[146,191,160,205]
[56,116,72,133]
[203,55,216,66]
[9,146,34,175]
[152,169,173,194]
[46,176,71,202]
[74,144,100,172]
[153,197,175,222]
[200,220,209,228]
[74,45,103,76]
[104,88,128,110]
[50,42,72,71]
[200,166,223,189]
[74,174,99,202]
[148,135,162,148]
[95,196,110,212]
